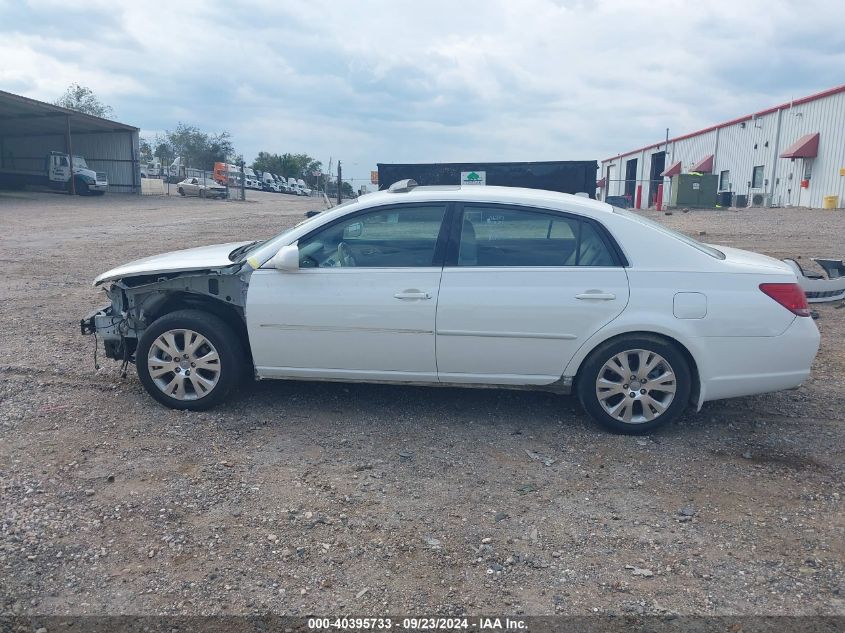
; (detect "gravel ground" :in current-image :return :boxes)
[1,191,843,617]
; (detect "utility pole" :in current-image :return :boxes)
[337,160,342,205]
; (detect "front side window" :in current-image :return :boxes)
[752,165,764,189]
[297,204,446,268]
[457,206,616,267]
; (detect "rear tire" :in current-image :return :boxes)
[136,310,245,411]
[577,335,691,434]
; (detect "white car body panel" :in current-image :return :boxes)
[247,268,441,381]
[435,266,629,384]
[93,241,250,286]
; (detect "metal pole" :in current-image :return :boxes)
[663,128,671,209]
[768,107,783,205]
[239,160,245,201]
[337,160,342,205]
[130,131,137,195]
[66,115,76,195]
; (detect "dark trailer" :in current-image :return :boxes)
[377,160,598,197]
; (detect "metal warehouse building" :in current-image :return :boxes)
[0,89,140,194]
[599,84,845,210]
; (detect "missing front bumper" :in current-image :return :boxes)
[80,305,111,335]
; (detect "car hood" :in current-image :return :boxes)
[93,241,252,286]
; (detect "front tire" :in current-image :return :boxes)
[136,310,245,411]
[577,335,691,434]
[178,187,185,196]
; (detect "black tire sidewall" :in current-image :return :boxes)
[136,309,244,411]
[578,336,691,434]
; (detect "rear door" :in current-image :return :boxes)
[435,203,629,385]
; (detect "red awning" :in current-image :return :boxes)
[780,132,819,159]
[660,161,681,177]
[596,177,606,188]
[690,154,714,173]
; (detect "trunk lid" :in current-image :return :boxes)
[711,245,796,275]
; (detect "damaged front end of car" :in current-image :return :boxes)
[80,251,256,371]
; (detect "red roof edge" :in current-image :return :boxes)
[660,161,682,177]
[779,132,820,159]
[690,154,714,172]
[596,177,606,188]
[603,84,845,163]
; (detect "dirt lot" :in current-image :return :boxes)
[1,190,843,617]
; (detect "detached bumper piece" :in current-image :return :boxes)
[783,258,845,303]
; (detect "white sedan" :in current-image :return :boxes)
[81,182,819,433]
[176,177,227,199]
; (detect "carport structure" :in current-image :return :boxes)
[0,89,140,194]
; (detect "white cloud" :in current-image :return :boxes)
[1,0,844,177]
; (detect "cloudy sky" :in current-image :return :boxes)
[1,0,843,184]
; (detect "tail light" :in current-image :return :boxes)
[759,283,810,317]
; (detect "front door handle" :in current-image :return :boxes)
[575,292,616,300]
[394,290,431,300]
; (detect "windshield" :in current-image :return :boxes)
[612,206,725,259]
[233,199,359,263]
[71,156,88,169]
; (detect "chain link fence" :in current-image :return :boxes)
[140,167,243,200]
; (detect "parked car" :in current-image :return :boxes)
[176,177,227,199]
[81,182,819,433]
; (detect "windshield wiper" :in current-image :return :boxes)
[228,241,262,261]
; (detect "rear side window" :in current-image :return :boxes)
[457,206,617,267]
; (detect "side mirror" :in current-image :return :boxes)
[270,244,300,271]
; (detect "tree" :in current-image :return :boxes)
[251,151,322,186]
[55,83,114,118]
[139,138,153,163]
[252,151,284,175]
[163,123,235,170]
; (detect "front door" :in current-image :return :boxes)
[435,204,629,385]
[246,203,449,382]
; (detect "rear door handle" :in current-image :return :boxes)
[575,292,616,300]
[394,291,431,300]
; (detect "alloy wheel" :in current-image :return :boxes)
[595,349,677,424]
[147,329,221,400]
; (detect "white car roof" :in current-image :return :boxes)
[246,185,613,268]
[358,185,612,216]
